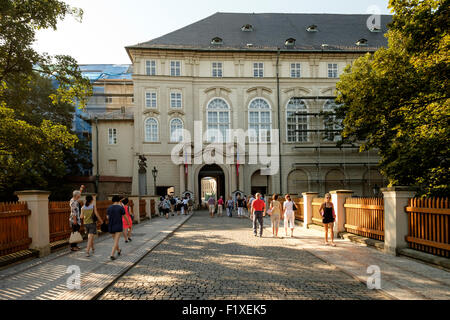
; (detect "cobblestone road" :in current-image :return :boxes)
[99,211,388,300]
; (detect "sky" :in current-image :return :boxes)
[34,0,392,64]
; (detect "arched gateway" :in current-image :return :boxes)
[197,164,225,206]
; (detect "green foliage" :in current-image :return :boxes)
[0,1,92,201]
[336,0,449,196]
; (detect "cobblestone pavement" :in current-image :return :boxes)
[0,214,191,300]
[99,211,389,300]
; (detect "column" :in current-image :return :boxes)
[382,186,416,255]
[180,165,186,194]
[15,190,51,257]
[142,195,152,219]
[330,190,354,234]
[302,192,318,229]
[129,195,140,224]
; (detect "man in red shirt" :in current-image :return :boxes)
[251,193,266,237]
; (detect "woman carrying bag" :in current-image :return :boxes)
[69,190,83,252]
[80,195,103,257]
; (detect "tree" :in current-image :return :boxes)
[336,0,449,196]
[0,1,92,200]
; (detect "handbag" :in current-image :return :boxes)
[69,231,83,244]
[100,222,109,233]
[292,201,297,211]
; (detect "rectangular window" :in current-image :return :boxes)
[290,63,301,78]
[253,62,264,78]
[212,62,223,77]
[146,60,156,76]
[170,61,181,76]
[145,91,157,108]
[108,128,117,145]
[105,96,113,104]
[328,63,338,78]
[170,92,182,108]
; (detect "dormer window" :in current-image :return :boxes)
[306,24,318,32]
[211,37,223,45]
[356,38,368,46]
[285,38,296,47]
[241,24,253,32]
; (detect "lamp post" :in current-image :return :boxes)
[152,166,158,196]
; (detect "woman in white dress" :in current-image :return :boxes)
[283,194,295,237]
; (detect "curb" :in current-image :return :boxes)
[92,213,194,300]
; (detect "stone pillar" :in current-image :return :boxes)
[302,192,318,229]
[382,186,416,255]
[141,195,152,220]
[180,165,186,194]
[129,195,140,224]
[15,190,51,257]
[330,190,354,234]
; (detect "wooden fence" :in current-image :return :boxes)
[48,201,75,243]
[405,197,449,258]
[96,200,112,227]
[150,199,156,217]
[0,202,32,256]
[344,197,384,241]
[293,198,304,221]
[312,198,325,226]
[139,199,147,219]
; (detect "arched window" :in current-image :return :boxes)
[248,98,271,142]
[286,98,308,142]
[170,118,183,142]
[323,99,342,142]
[206,98,230,142]
[145,118,158,142]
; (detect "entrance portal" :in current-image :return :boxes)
[198,164,225,206]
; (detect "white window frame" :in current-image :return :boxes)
[108,128,117,145]
[145,118,159,142]
[206,98,230,143]
[105,96,113,104]
[290,63,301,78]
[248,98,272,143]
[212,62,223,77]
[170,91,182,108]
[327,63,338,78]
[286,98,308,142]
[253,62,264,78]
[170,60,181,76]
[170,118,184,142]
[145,91,157,108]
[146,60,156,76]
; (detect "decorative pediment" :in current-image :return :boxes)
[168,110,185,116]
[283,86,311,95]
[246,86,273,95]
[204,86,232,95]
[320,87,336,95]
[143,109,160,116]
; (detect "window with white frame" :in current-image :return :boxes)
[170,118,184,142]
[206,98,230,143]
[286,98,308,142]
[145,118,158,142]
[105,96,113,104]
[248,98,272,143]
[290,63,301,78]
[108,128,117,145]
[170,61,181,76]
[328,63,338,78]
[253,62,264,78]
[145,91,157,108]
[212,62,223,77]
[146,60,156,75]
[322,99,342,142]
[170,92,182,108]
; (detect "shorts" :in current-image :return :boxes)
[85,223,97,235]
[284,211,295,229]
[209,204,215,212]
[270,214,280,227]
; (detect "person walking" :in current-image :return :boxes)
[121,198,133,243]
[319,193,336,246]
[236,194,246,218]
[226,197,234,217]
[269,194,282,237]
[80,195,103,257]
[248,194,255,219]
[251,193,266,237]
[207,196,216,218]
[158,196,164,217]
[106,195,125,260]
[170,196,176,216]
[69,190,82,252]
[217,196,224,217]
[283,194,296,238]
[163,195,171,219]
[187,195,194,214]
